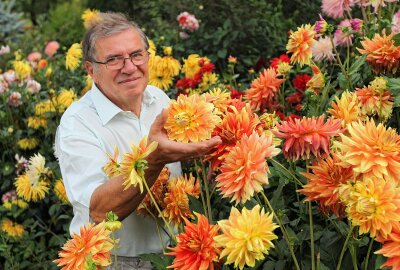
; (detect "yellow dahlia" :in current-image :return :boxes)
[299,153,354,217]
[35,100,55,116]
[1,219,25,238]
[66,43,82,71]
[119,136,158,192]
[54,179,70,204]
[355,86,394,122]
[149,69,174,90]
[203,87,232,114]
[286,24,317,67]
[216,132,280,204]
[167,213,221,270]
[57,89,78,111]
[334,119,400,180]
[306,65,325,91]
[182,54,203,78]
[17,138,39,150]
[214,205,278,270]
[159,56,181,77]
[103,146,121,178]
[81,75,93,95]
[199,72,219,91]
[81,9,101,29]
[54,222,114,270]
[357,33,400,74]
[3,199,28,210]
[328,90,364,127]
[27,116,47,129]
[15,174,49,202]
[337,176,400,238]
[148,55,178,90]
[13,60,31,79]
[162,174,200,226]
[164,94,221,143]
[148,39,156,55]
[245,67,285,112]
[274,115,342,161]
[137,167,170,216]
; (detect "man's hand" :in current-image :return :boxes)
[146,109,222,166]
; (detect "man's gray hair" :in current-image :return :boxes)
[82,12,149,62]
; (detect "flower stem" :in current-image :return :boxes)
[329,35,352,90]
[260,192,301,270]
[309,201,315,270]
[195,159,213,223]
[364,238,373,270]
[270,158,304,186]
[336,225,354,270]
[112,231,119,270]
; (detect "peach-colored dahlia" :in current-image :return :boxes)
[286,24,317,67]
[244,68,285,112]
[214,205,278,270]
[356,86,394,122]
[165,94,221,143]
[205,104,263,170]
[328,90,364,127]
[54,222,114,270]
[337,176,400,238]
[357,33,400,74]
[375,224,400,270]
[216,132,280,204]
[299,153,354,217]
[162,174,200,227]
[274,115,342,161]
[203,87,232,114]
[334,119,400,180]
[167,213,221,270]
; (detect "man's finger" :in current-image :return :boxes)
[149,109,168,134]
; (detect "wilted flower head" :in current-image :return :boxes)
[312,37,335,62]
[177,11,199,32]
[306,65,325,91]
[167,213,221,270]
[274,115,342,161]
[44,41,60,57]
[322,0,354,19]
[286,24,317,67]
[215,205,278,270]
[8,92,22,107]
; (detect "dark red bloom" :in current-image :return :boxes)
[270,54,290,69]
[286,92,303,105]
[293,74,312,92]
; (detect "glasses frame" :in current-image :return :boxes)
[92,51,150,70]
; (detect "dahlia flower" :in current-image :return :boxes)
[216,132,280,204]
[334,119,400,180]
[334,19,353,47]
[312,37,335,62]
[322,0,354,19]
[306,65,325,91]
[299,153,354,217]
[1,219,25,238]
[119,136,158,192]
[8,92,22,107]
[44,41,60,57]
[54,222,114,270]
[328,90,364,127]
[177,11,200,32]
[81,9,101,29]
[274,115,342,161]
[17,138,39,150]
[182,54,204,78]
[13,60,31,79]
[357,33,400,74]
[355,86,394,121]
[375,225,400,270]
[245,67,285,112]
[15,174,49,202]
[54,179,70,204]
[215,205,278,270]
[65,43,82,71]
[286,24,317,67]
[164,94,221,143]
[203,87,232,114]
[392,11,400,34]
[103,146,121,178]
[167,213,221,270]
[337,176,400,238]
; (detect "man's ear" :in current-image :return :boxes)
[85,61,94,78]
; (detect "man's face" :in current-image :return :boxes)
[86,27,149,111]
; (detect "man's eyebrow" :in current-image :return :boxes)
[104,49,144,59]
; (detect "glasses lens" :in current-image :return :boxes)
[131,53,148,65]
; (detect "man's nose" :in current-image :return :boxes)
[121,57,138,73]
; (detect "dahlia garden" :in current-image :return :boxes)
[2,1,400,270]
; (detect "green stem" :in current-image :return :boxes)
[329,35,352,90]
[142,203,167,251]
[270,158,304,186]
[196,159,212,223]
[361,1,368,24]
[309,201,315,270]
[194,160,208,217]
[336,225,354,270]
[260,192,301,270]
[364,238,373,270]
[112,231,119,270]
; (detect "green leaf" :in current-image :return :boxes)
[394,95,400,107]
[188,195,205,215]
[386,77,400,95]
[140,253,173,270]
[393,33,400,46]
[348,54,367,76]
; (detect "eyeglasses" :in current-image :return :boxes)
[92,51,150,70]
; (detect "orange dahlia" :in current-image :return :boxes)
[216,132,280,204]
[165,94,221,143]
[356,86,394,122]
[337,176,400,238]
[54,222,114,270]
[306,65,325,91]
[328,90,364,127]
[375,225,400,270]
[286,24,317,67]
[103,146,121,178]
[334,119,400,180]
[244,67,285,112]
[214,205,278,270]
[274,115,342,161]
[203,87,232,115]
[119,136,158,192]
[206,104,263,170]
[167,213,221,270]
[299,153,354,217]
[137,167,170,216]
[357,33,400,74]
[162,174,200,226]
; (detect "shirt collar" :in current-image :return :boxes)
[90,83,158,125]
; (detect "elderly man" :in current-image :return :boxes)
[55,12,220,269]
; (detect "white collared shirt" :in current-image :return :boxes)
[55,84,181,256]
